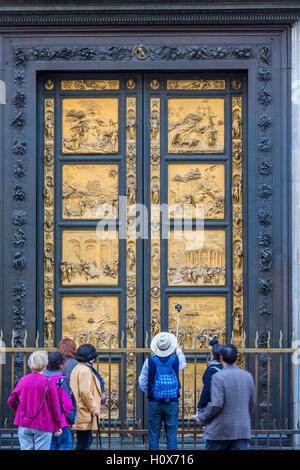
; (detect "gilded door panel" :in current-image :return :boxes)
[62,98,118,154]
[167,79,226,90]
[62,164,119,219]
[62,296,119,348]
[61,230,118,286]
[168,163,225,219]
[168,98,224,153]
[168,229,226,286]
[179,362,206,419]
[168,297,226,346]
[96,363,119,419]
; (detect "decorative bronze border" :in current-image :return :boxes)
[150,97,161,340]
[43,97,55,347]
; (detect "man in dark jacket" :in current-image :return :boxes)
[194,344,256,450]
[197,338,223,412]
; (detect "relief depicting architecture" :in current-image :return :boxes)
[168,98,224,153]
[169,297,226,347]
[62,296,119,348]
[61,230,118,286]
[168,163,224,219]
[62,98,118,154]
[96,363,119,419]
[167,79,225,90]
[43,97,55,346]
[61,80,119,90]
[168,230,226,286]
[62,164,119,219]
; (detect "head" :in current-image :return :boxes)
[211,343,222,362]
[57,337,77,359]
[150,332,177,357]
[46,351,65,371]
[220,344,238,366]
[28,350,48,373]
[75,343,97,363]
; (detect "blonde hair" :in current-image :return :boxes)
[28,350,48,372]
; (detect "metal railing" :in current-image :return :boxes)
[0,340,299,450]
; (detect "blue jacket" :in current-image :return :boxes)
[197,360,223,410]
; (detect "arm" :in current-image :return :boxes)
[199,374,224,425]
[197,368,212,410]
[138,358,149,393]
[176,347,187,371]
[59,379,76,425]
[78,367,98,413]
[7,381,21,411]
[49,379,64,431]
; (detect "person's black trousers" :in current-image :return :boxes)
[75,430,93,450]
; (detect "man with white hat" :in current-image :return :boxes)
[138,332,186,450]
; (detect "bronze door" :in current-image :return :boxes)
[40,72,245,421]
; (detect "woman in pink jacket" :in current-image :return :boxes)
[8,350,63,450]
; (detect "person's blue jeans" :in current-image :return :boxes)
[18,427,53,450]
[50,426,73,450]
[205,439,249,450]
[148,400,179,450]
[75,430,93,450]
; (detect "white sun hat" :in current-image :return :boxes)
[150,332,178,357]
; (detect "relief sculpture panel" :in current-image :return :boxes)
[62,164,118,219]
[167,79,225,90]
[168,98,224,153]
[168,163,224,219]
[62,98,118,154]
[95,363,119,419]
[179,363,206,418]
[61,230,118,286]
[169,297,226,347]
[62,296,119,348]
[168,230,226,286]
[61,80,119,90]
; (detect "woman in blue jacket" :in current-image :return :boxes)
[197,338,223,412]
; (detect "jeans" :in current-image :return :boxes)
[18,427,53,450]
[205,439,249,450]
[76,430,93,450]
[50,426,73,450]
[148,400,179,450]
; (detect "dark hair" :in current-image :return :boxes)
[212,343,222,361]
[221,344,238,365]
[75,344,97,363]
[57,338,77,358]
[47,351,64,371]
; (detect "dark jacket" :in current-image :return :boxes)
[147,355,180,402]
[62,357,78,381]
[199,364,256,441]
[197,360,223,410]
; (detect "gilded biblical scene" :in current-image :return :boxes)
[61,230,118,286]
[179,363,206,418]
[167,79,225,90]
[62,164,118,219]
[168,230,226,286]
[168,164,224,219]
[62,296,119,349]
[169,297,226,347]
[168,98,224,153]
[62,98,118,154]
[61,80,119,90]
[95,363,119,419]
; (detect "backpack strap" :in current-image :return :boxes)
[210,366,221,373]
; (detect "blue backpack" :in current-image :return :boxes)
[152,356,179,402]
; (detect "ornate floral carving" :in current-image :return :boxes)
[258,210,272,225]
[12,210,26,226]
[13,160,25,177]
[258,89,272,106]
[13,251,25,271]
[259,160,272,175]
[259,248,272,272]
[258,113,272,129]
[13,229,26,248]
[13,185,25,201]
[258,137,272,152]
[12,281,26,299]
[258,68,272,81]
[12,139,26,155]
[12,111,26,128]
[13,91,26,108]
[258,233,272,247]
[258,279,272,295]
[258,46,272,66]
[258,184,272,198]
[259,304,272,316]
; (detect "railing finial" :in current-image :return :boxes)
[35,331,39,348]
[145,331,149,348]
[255,330,258,348]
[24,330,27,348]
[11,330,15,347]
[267,331,271,348]
[120,330,125,348]
[279,330,283,348]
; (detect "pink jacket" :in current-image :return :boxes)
[43,370,75,428]
[7,372,63,432]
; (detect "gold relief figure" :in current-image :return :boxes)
[232,180,241,203]
[127,180,136,205]
[150,111,160,140]
[127,246,136,270]
[127,111,136,140]
[152,247,160,273]
[151,311,160,338]
[44,243,54,273]
[168,164,224,219]
[233,274,243,296]
[151,180,160,204]
[62,164,118,220]
[43,176,54,206]
[126,79,136,89]
[61,80,119,90]
[168,98,224,153]
[233,308,243,337]
[62,98,118,154]
[232,113,242,139]
[96,363,119,418]
[126,310,136,340]
[232,80,242,90]
[232,141,242,163]
[62,296,119,349]
[150,79,160,90]
[167,79,225,90]
[168,230,226,286]
[45,114,54,139]
[45,310,55,346]
[234,244,243,269]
